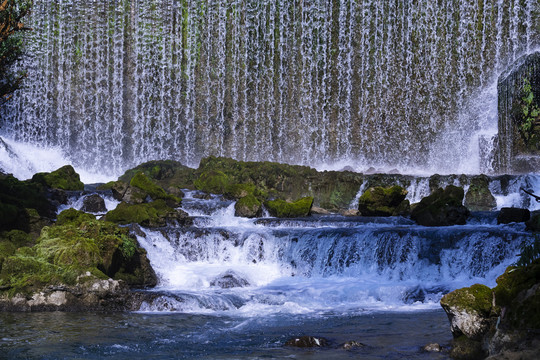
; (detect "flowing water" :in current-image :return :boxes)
[1,0,539,175]
[2,188,535,359]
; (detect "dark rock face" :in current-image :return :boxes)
[497,207,531,224]
[496,51,540,173]
[526,212,540,231]
[411,185,470,226]
[464,175,496,211]
[357,185,409,216]
[210,270,250,289]
[284,336,328,348]
[81,194,107,213]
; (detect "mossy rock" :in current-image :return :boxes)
[0,230,33,272]
[493,260,540,330]
[56,208,96,226]
[118,160,191,183]
[129,172,181,206]
[0,175,56,232]
[358,185,409,216]
[264,197,313,218]
[32,165,84,191]
[411,185,470,226]
[235,195,262,218]
[194,170,230,194]
[105,200,190,227]
[464,175,496,211]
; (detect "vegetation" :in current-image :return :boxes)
[31,165,84,191]
[517,78,540,150]
[516,236,540,267]
[0,0,32,105]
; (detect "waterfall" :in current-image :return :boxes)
[1,0,539,175]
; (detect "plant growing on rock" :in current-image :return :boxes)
[516,78,540,150]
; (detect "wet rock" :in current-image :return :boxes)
[193,192,213,200]
[311,206,331,215]
[284,336,328,348]
[450,336,486,360]
[105,200,191,228]
[31,165,84,191]
[358,185,409,216]
[340,209,359,216]
[498,207,531,224]
[341,340,365,350]
[440,284,493,341]
[234,195,262,218]
[264,197,313,218]
[210,270,250,289]
[423,343,442,352]
[465,175,497,211]
[525,212,540,231]
[81,194,107,213]
[411,185,470,226]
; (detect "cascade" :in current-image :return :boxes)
[0,0,538,175]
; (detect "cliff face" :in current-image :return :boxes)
[497,52,540,174]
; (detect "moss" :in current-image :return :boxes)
[441,284,493,316]
[264,197,314,218]
[32,165,84,191]
[105,200,177,227]
[56,208,96,226]
[235,194,262,218]
[464,175,496,211]
[194,170,230,194]
[358,186,409,216]
[118,160,190,183]
[129,172,181,206]
[97,181,116,190]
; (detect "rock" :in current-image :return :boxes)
[423,343,442,352]
[167,186,185,198]
[194,170,230,194]
[357,185,409,216]
[411,185,470,226]
[264,197,313,218]
[31,165,84,191]
[311,206,331,215]
[465,175,496,211]
[122,185,148,204]
[440,284,493,340]
[210,270,250,288]
[450,336,487,360]
[498,207,531,224]
[129,172,182,207]
[341,341,365,350]
[81,194,107,213]
[525,212,540,231]
[105,200,192,227]
[284,336,328,348]
[340,209,359,216]
[234,195,262,218]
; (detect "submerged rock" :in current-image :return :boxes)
[284,336,328,348]
[341,340,366,350]
[422,343,442,352]
[411,185,470,226]
[210,270,250,289]
[81,194,107,213]
[357,185,409,216]
[498,207,531,224]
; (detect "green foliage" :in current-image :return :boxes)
[516,236,540,267]
[0,0,32,105]
[518,78,540,149]
[120,235,137,260]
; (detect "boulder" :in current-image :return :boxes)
[234,195,262,218]
[498,207,531,224]
[104,200,191,228]
[411,185,470,226]
[210,270,250,288]
[526,212,540,231]
[464,175,496,211]
[81,194,107,213]
[284,336,328,348]
[357,185,409,216]
[264,197,313,218]
[31,165,84,191]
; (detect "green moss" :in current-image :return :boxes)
[97,181,116,190]
[105,200,176,227]
[194,170,230,194]
[235,194,262,218]
[32,165,84,191]
[441,284,493,316]
[358,186,409,216]
[56,208,96,226]
[264,197,314,218]
[129,172,181,205]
